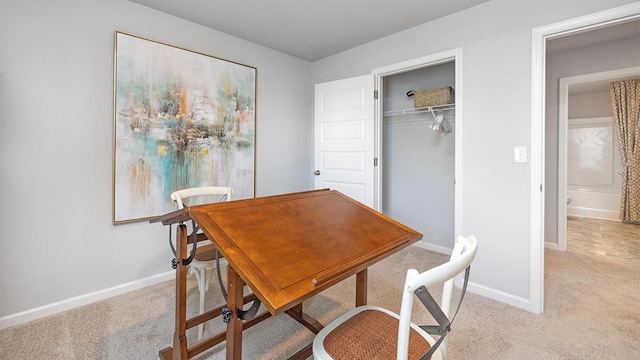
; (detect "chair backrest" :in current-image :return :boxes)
[397,235,478,360]
[171,186,233,209]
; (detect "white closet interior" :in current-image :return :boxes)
[381,61,455,250]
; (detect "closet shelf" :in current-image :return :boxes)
[383,103,455,135]
[383,103,455,117]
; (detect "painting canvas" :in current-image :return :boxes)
[113,32,256,224]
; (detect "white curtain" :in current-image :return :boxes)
[610,79,640,224]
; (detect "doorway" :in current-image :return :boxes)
[531,3,640,314]
[556,67,640,251]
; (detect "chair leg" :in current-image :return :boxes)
[441,337,449,360]
[191,266,206,339]
[205,264,224,292]
[204,266,212,291]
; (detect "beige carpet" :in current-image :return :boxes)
[1,246,639,359]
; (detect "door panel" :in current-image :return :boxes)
[314,75,374,207]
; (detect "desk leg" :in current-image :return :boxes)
[356,269,368,306]
[285,304,323,334]
[173,224,189,359]
[226,266,244,360]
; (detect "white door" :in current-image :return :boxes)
[314,75,375,207]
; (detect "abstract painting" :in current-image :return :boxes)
[113,32,256,224]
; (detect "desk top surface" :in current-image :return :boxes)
[188,189,422,314]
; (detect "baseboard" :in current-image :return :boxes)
[1,242,536,329]
[466,281,531,311]
[411,240,453,255]
[544,242,559,250]
[0,270,174,330]
[410,241,533,311]
[567,207,619,221]
[396,242,534,312]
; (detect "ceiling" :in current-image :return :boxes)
[130,1,638,66]
[130,0,491,61]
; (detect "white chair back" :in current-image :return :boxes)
[171,186,233,209]
[397,235,478,360]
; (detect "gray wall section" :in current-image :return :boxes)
[0,0,312,317]
[569,90,615,118]
[311,0,639,302]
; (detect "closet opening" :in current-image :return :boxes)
[373,49,461,253]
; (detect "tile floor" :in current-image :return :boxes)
[566,216,640,260]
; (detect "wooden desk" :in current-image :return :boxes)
[151,189,422,359]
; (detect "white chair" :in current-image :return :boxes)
[313,235,478,360]
[170,186,233,339]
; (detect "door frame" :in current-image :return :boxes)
[531,2,640,314]
[556,67,640,251]
[372,48,463,248]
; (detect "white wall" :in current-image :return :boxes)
[545,36,640,246]
[0,0,313,322]
[312,0,639,308]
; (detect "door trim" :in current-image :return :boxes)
[372,48,463,247]
[531,2,640,314]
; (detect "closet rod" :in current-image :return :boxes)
[383,104,455,117]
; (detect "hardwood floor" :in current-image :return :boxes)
[566,216,640,260]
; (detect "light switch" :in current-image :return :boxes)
[514,146,527,163]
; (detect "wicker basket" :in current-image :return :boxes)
[410,86,454,108]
